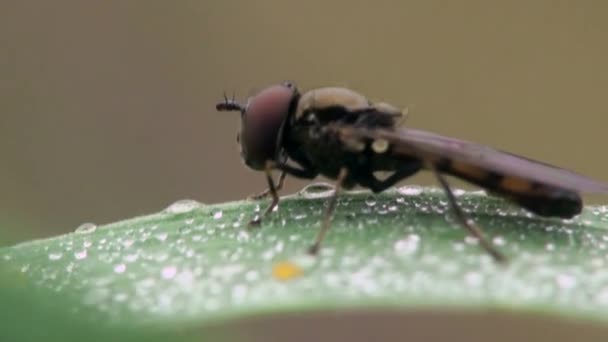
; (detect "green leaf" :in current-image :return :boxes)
[3,186,608,340]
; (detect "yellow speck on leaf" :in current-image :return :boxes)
[272,261,303,281]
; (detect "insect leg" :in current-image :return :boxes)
[249,171,287,200]
[308,167,348,255]
[248,162,281,227]
[428,162,507,263]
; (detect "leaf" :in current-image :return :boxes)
[3,186,608,340]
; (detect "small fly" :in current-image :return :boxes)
[216,81,608,263]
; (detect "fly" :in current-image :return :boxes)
[216,81,608,263]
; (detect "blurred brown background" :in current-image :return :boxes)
[1,1,607,244]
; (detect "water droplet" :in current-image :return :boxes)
[164,199,202,214]
[113,293,128,302]
[394,234,420,255]
[555,273,577,290]
[545,243,556,251]
[397,186,423,196]
[75,222,97,234]
[48,252,63,261]
[124,253,139,263]
[161,266,177,279]
[155,232,168,242]
[74,250,87,260]
[232,230,247,241]
[299,182,335,199]
[293,213,307,220]
[213,211,223,220]
[231,284,248,302]
[114,263,127,274]
[492,236,506,246]
[121,239,134,248]
[453,189,466,197]
[365,196,377,207]
[245,270,259,282]
[597,287,608,304]
[464,271,484,287]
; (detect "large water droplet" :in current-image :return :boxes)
[75,222,97,234]
[299,182,335,199]
[164,199,203,214]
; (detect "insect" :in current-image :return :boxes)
[216,81,608,262]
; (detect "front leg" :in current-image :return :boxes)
[249,161,281,227]
[249,171,287,200]
[248,160,318,227]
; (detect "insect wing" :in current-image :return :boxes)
[347,126,608,194]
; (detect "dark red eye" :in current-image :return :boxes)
[239,83,298,170]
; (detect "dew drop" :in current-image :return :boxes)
[113,293,128,302]
[453,189,466,197]
[464,271,484,287]
[124,253,139,263]
[245,270,259,282]
[114,263,127,274]
[545,243,556,251]
[492,236,506,246]
[121,239,135,248]
[74,250,88,260]
[394,234,420,255]
[48,252,63,261]
[155,232,169,242]
[164,199,202,214]
[213,211,223,220]
[597,287,608,304]
[397,186,423,196]
[161,266,177,279]
[365,196,377,207]
[555,273,577,290]
[75,222,97,234]
[292,213,307,220]
[237,231,250,242]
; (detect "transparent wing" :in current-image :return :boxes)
[344,126,608,194]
